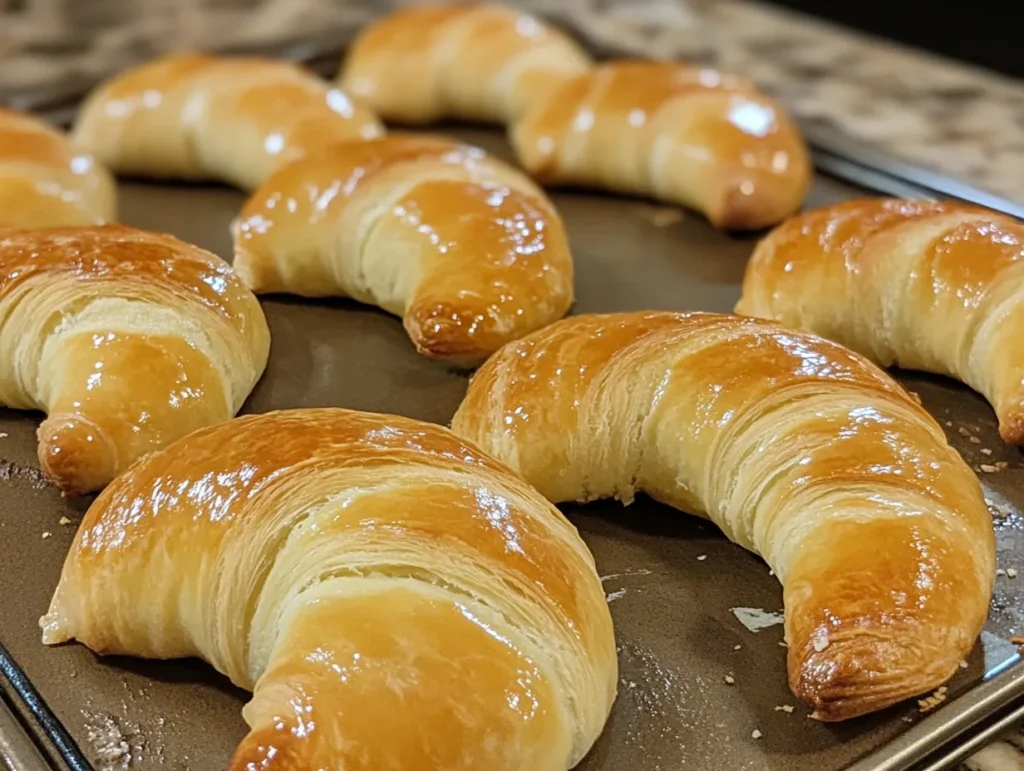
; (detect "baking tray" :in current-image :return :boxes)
[0,126,1022,771]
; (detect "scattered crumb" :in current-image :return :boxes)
[774,705,795,713]
[0,432,7,438]
[778,640,788,647]
[944,420,953,427]
[808,711,823,721]
[697,554,707,561]
[606,589,627,603]
[648,207,683,227]
[980,464,999,473]
[724,674,735,685]
[960,660,969,669]
[768,569,775,576]
[981,448,993,455]
[997,568,1007,577]
[1008,568,1018,578]
[908,391,922,404]
[918,686,948,713]
[751,729,763,739]
[733,644,742,651]
[59,516,72,526]
[628,681,636,689]
[958,426,972,436]
[996,461,1009,469]
[41,531,51,539]
[989,499,1014,518]
[969,435,981,444]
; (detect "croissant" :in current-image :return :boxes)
[736,198,1024,444]
[0,109,116,229]
[72,53,384,191]
[42,407,617,769]
[0,225,270,494]
[233,135,574,365]
[451,311,995,721]
[510,60,812,230]
[339,1,592,125]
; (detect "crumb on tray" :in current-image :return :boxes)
[697,554,707,561]
[59,516,72,526]
[751,729,763,739]
[41,531,51,539]
[774,705,794,713]
[980,464,999,473]
[724,674,735,685]
[918,686,948,713]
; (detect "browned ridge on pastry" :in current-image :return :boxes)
[736,198,1024,444]
[510,60,812,231]
[42,408,617,770]
[233,134,574,365]
[339,1,592,125]
[451,311,995,721]
[71,53,384,190]
[0,225,270,494]
[0,109,116,229]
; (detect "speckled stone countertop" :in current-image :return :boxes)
[1,1,1023,769]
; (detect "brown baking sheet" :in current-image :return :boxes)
[1,128,1023,771]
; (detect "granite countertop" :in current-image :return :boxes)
[2,1,1024,769]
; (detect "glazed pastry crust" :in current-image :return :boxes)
[42,408,617,771]
[451,311,995,721]
[0,109,116,229]
[72,54,384,190]
[510,60,812,230]
[339,1,592,125]
[233,135,574,365]
[736,198,1024,443]
[0,225,270,493]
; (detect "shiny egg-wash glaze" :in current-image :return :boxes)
[233,135,574,365]
[451,311,995,721]
[42,408,617,771]
[736,198,1024,444]
[511,61,812,231]
[72,54,384,191]
[0,225,269,494]
[339,1,592,125]
[0,109,116,228]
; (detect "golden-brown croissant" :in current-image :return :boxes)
[72,53,384,190]
[339,1,592,125]
[736,198,1024,444]
[233,135,574,365]
[42,407,617,770]
[0,109,116,229]
[451,311,995,721]
[510,60,812,230]
[0,225,270,494]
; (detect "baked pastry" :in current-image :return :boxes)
[42,407,617,770]
[510,60,812,230]
[736,198,1024,443]
[0,109,116,229]
[72,53,384,190]
[0,225,270,494]
[451,311,995,721]
[233,135,574,365]
[339,1,591,125]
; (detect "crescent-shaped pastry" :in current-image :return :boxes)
[0,225,270,494]
[510,60,812,230]
[42,408,617,770]
[451,311,995,721]
[232,135,574,365]
[0,109,116,229]
[71,53,384,190]
[339,1,592,125]
[735,198,1024,444]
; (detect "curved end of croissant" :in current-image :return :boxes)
[789,632,963,721]
[403,303,498,368]
[706,178,804,232]
[37,413,118,495]
[230,726,307,771]
[997,411,1024,445]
